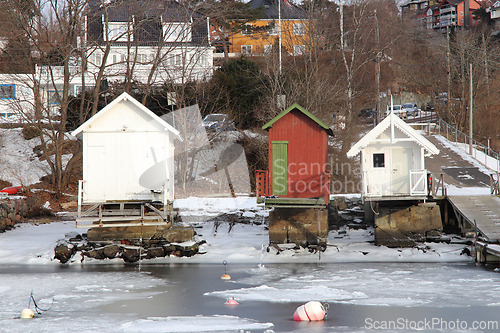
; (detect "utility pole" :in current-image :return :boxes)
[447,26,451,119]
[278,0,282,75]
[469,63,473,155]
[375,10,381,124]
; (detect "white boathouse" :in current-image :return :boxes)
[71,92,180,226]
[348,112,443,246]
[347,112,439,200]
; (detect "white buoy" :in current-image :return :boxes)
[293,301,326,321]
[20,308,34,319]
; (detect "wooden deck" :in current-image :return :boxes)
[448,195,500,242]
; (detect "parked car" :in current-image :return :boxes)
[402,103,418,117]
[386,104,404,115]
[202,114,235,131]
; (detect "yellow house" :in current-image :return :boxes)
[229,0,311,55]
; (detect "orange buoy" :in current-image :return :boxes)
[224,297,239,305]
[221,260,231,280]
[293,301,326,321]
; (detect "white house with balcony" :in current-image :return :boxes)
[85,0,213,85]
[347,111,439,201]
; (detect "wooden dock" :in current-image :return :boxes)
[448,195,500,242]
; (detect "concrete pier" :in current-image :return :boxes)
[374,202,442,247]
[269,207,328,247]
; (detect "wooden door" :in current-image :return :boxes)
[272,141,288,195]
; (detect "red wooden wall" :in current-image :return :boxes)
[268,108,329,199]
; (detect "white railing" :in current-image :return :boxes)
[77,180,84,218]
[410,169,428,196]
[363,170,429,198]
[436,118,500,175]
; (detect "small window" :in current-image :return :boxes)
[293,45,305,55]
[293,23,305,36]
[264,45,273,53]
[268,23,279,35]
[164,23,191,42]
[241,24,252,35]
[106,22,132,42]
[48,90,60,105]
[0,84,15,99]
[373,153,385,168]
[241,45,252,54]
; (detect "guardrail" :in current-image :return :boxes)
[436,118,500,175]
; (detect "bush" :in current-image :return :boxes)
[22,125,40,140]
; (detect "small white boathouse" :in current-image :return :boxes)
[347,112,439,201]
[71,92,180,227]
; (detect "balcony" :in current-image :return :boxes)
[440,6,455,14]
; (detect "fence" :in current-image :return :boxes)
[436,118,500,175]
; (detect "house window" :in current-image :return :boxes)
[164,23,191,42]
[268,23,279,35]
[293,45,305,55]
[196,53,207,67]
[106,22,132,42]
[241,45,252,54]
[48,90,60,105]
[241,24,253,35]
[373,153,385,168]
[0,84,15,99]
[93,52,102,65]
[264,45,273,53]
[293,23,305,36]
[171,54,183,66]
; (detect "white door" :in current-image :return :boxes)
[391,148,412,194]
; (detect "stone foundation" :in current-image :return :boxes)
[269,207,328,247]
[375,202,442,247]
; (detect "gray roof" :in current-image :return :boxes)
[248,0,308,20]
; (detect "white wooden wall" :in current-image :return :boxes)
[81,99,175,203]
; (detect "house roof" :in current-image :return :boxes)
[248,0,308,20]
[262,103,333,135]
[71,92,180,137]
[347,112,439,157]
[87,0,208,46]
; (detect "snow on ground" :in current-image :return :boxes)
[0,128,50,186]
[0,200,472,266]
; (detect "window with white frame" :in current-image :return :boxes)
[241,45,253,54]
[268,22,279,35]
[293,44,305,55]
[163,23,191,42]
[264,44,273,53]
[48,90,60,105]
[241,24,253,35]
[195,53,207,67]
[293,23,305,36]
[0,84,15,99]
[106,22,132,42]
[170,53,183,66]
[373,153,385,168]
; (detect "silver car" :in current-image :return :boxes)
[402,103,418,117]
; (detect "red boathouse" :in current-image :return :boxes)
[256,103,333,246]
[257,103,332,203]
